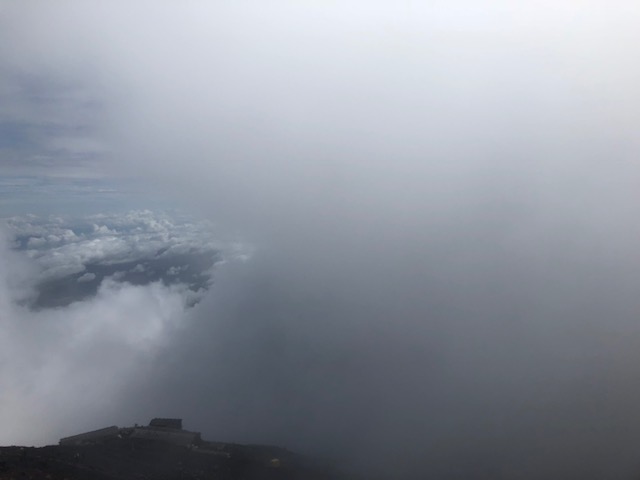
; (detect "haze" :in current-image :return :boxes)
[1,2,640,478]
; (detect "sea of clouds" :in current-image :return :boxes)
[0,209,248,445]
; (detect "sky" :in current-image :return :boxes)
[1,1,640,478]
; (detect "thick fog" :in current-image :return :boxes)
[2,2,640,478]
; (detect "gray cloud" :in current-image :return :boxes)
[2,2,640,479]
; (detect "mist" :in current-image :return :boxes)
[2,2,640,478]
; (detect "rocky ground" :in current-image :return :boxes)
[0,438,352,480]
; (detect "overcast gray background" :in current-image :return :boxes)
[2,2,640,478]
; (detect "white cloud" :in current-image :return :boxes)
[0,231,194,446]
[77,272,96,282]
[6,210,232,285]
[26,236,46,248]
[92,223,116,235]
[110,271,126,281]
[130,263,145,273]
[166,265,186,276]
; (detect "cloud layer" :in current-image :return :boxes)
[0,229,193,445]
[2,2,640,479]
[6,210,226,307]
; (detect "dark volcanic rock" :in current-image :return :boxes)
[0,439,351,480]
